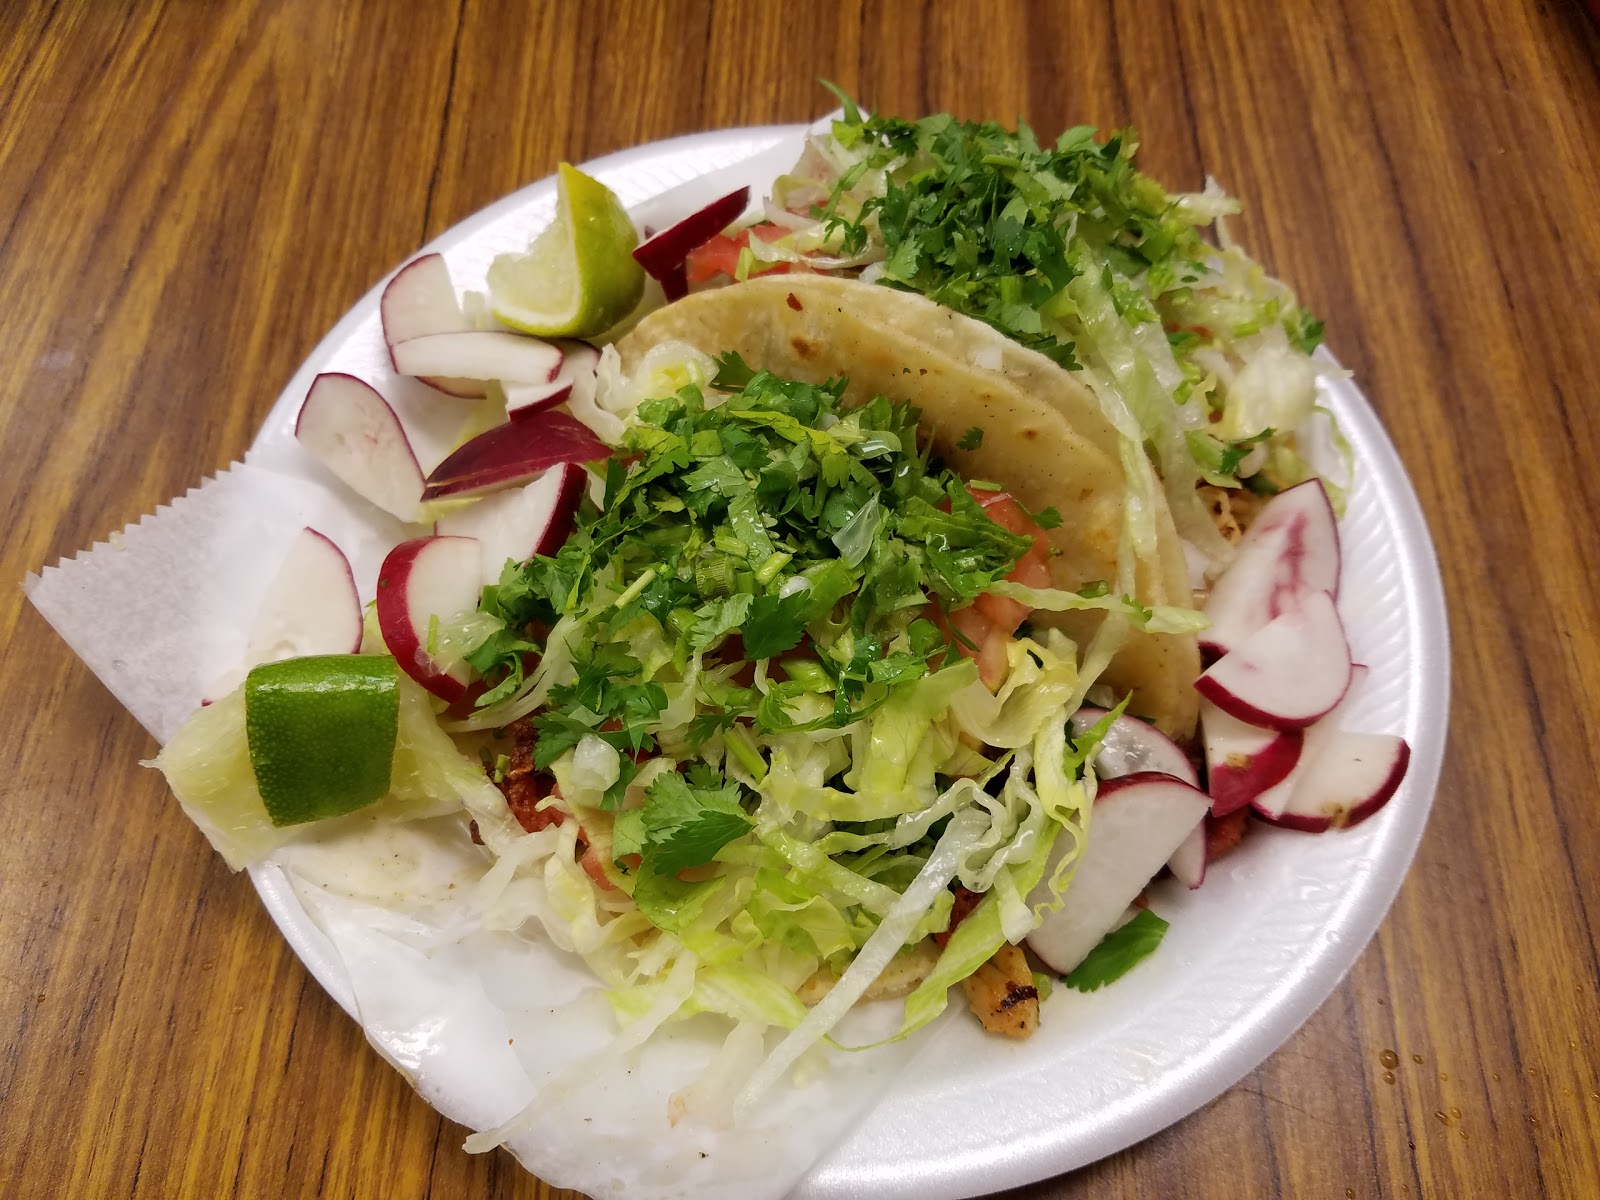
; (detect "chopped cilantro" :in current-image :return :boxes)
[472,362,1035,736]
[819,108,1223,371]
[957,426,984,451]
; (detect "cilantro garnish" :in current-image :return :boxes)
[957,426,984,451]
[473,358,1035,737]
[612,763,753,876]
[820,109,1223,370]
[1061,908,1169,991]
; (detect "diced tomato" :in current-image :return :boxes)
[975,623,1012,691]
[931,603,1012,692]
[971,490,1054,634]
[685,223,800,285]
[928,488,1055,691]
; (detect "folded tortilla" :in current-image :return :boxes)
[617,275,1199,739]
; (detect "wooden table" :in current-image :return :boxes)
[4,2,1598,1196]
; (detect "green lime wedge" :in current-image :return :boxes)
[244,655,399,827]
[488,162,645,338]
[152,661,464,870]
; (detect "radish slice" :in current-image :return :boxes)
[506,341,601,422]
[202,528,362,702]
[632,187,751,300]
[1071,707,1204,885]
[380,254,482,397]
[375,536,482,701]
[295,373,425,522]
[1167,823,1207,889]
[422,412,610,501]
[1200,700,1304,816]
[1251,665,1366,818]
[1071,707,1198,785]
[1194,590,1352,730]
[1259,732,1410,832]
[1201,479,1340,659]
[435,462,588,587]
[391,331,563,387]
[1025,772,1211,974]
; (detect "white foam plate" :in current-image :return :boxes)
[245,126,1449,1198]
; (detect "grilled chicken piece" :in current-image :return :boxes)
[961,943,1039,1039]
[1199,483,1266,545]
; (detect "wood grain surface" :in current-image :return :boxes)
[3,2,1598,1197]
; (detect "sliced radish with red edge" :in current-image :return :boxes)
[506,341,601,422]
[1201,478,1340,659]
[376,535,482,702]
[435,463,588,587]
[202,528,362,702]
[1024,772,1210,974]
[422,411,610,501]
[632,187,751,300]
[391,331,563,387]
[1200,699,1304,816]
[1259,732,1409,832]
[295,373,425,522]
[1195,590,1352,730]
[1071,707,1198,785]
[380,254,482,397]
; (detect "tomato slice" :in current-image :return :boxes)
[928,489,1055,690]
[970,491,1053,634]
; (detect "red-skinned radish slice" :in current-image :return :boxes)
[422,411,610,501]
[505,341,601,422]
[1071,707,1198,785]
[295,373,426,522]
[435,462,587,587]
[202,528,362,702]
[1250,665,1377,822]
[1258,732,1409,832]
[632,187,751,301]
[376,536,482,701]
[380,254,482,397]
[1201,479,1340,659]
[1200,699,1304,816]
[1254,662,1369,825]
[1167,824,1207,889]
[1195,590,1352,730]
[1070,707,1203,884]
[1024,772,1211,974]
[391,331,563,387]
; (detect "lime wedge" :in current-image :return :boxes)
[151,661,471,870]
[245,655,399,827]
[488,162,645,338]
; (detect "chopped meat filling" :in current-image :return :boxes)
[960,943,1039,1039]
[492,716,563,833]
[1199,483,1266,545]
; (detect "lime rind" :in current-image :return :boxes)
[151,660,477,870]
[489,162,645,338]
[245,655,400,827]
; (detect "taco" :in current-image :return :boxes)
[617,274,1200,740]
